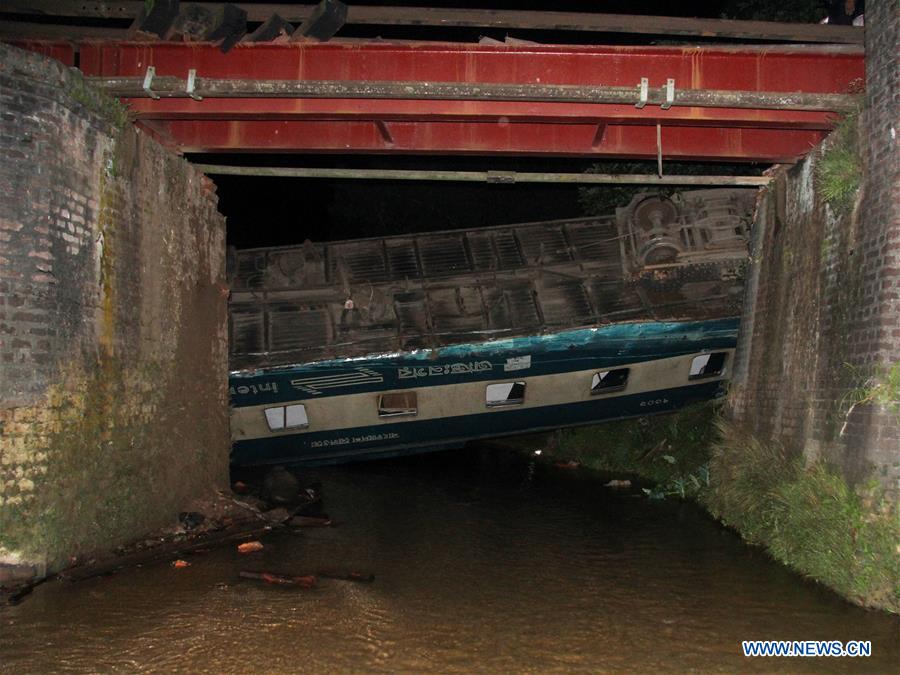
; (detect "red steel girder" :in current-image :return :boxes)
[12,40,76,65]
[151,119,827,163]
[82,42,861,130]
[26,40,866,159]
[77,41,863,94]
[118,98,834,130]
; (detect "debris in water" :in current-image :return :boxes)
[172,559,191,568]
[178,512,206,530]
[262,507,292,524]
[317,570,375,583]
[237,541,264,554]
[289,515,333,528]
[261,466,301,505]
[604,479,632,488]
[239,571,316,588]
[554,460,580,469]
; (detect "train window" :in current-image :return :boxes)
[378,391,418,417]
[264,407,285,431]
[285,404,309,429]
[591,368,629,394]
[486,382,526,407]
[264,404,309,431]
[689,352,727,380]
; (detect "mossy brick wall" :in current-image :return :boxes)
[730,4,899,501]
[0,44,229,574]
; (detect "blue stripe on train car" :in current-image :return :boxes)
[228,318,740,408]
[231,380,724,467]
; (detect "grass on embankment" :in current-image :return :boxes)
[705,420,900,613]
[555,403,717,499]
[537,403,900,613]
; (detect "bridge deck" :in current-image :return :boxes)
[14,39,864,161]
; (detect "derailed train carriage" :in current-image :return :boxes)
[228,189,756,466]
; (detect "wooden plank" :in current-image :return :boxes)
[3,1,147,20]
[344,6,862,44]
[129,0,179,39]
[1,2,864,44]
[292,0,346,42]
[244,13,293,42]
[0,20,128,40]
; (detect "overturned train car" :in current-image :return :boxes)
[228,189,756,466]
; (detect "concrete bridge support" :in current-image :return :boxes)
[0,44,229,580]
[730,1,898,501]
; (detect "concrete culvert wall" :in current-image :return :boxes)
[0,44,230,579]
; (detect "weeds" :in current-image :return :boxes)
[704,419,900,612]
[556,402,720,488]
[842,361,900,414]
[837,361,900,437]
[815,109,862,214]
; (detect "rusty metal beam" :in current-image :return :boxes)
[117,99,836,131]
[74,42,864,98]
[2,2,863,44]
[75,41,863,126]
[154,119,824,162]
[9,40,862,160]
[91,75,858,113]
[193,163,771,186]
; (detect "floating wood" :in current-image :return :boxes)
[317,570,375,583]
[56,520,275,584]
[289,515,334,527]
[239,570,317,587]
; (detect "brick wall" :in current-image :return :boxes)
[730,5,899,501]
[0,44,229,575]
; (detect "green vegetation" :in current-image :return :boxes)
[532,403,900,612]
[556,402,718,499]
[577,161,763,217]
[828,361,900,440]
[815,110,862,214]
[0,358,176,569]
[843,361,900,416]
[65,69,133,131]
[705,420,900,613]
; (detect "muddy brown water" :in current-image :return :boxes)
[2,446,898,673]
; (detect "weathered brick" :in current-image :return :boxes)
[0,43,229,573]
[730,2,899,503]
